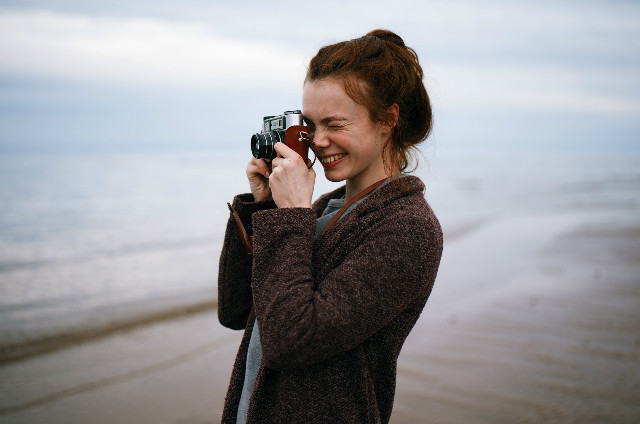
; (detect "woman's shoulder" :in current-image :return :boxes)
[312,175,439,229]
[363,175,429,212]
[361,175,441,233]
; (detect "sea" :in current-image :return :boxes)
[1,149,639,362]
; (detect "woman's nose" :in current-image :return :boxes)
[311,129,330,148]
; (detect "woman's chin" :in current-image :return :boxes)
[322,168,346,182]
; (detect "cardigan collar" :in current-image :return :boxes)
[312,175,425,218]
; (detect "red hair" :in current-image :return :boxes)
[306,29,433,172]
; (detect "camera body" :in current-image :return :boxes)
[251,110,312,162]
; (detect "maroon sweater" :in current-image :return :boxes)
[218,176,443,423]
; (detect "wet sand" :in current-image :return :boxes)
[393,209,640,423]
[1,208,639,423]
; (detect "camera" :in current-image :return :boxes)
[251,110,312,163]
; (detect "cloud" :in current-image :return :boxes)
[426,63,640,115]
[0,10,308,91]
[0,3,639,153]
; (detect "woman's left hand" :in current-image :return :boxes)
[269,142,315,209]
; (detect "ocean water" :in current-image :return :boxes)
[1,149,638,362]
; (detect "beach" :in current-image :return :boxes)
[1,207,638,423]
[1,151,639,423]
[392,209,640,423]
[1,0,639,420]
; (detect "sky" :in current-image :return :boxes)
[0,0,638,154]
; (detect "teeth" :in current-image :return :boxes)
[321,153,347,164]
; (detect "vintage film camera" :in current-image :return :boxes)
[251,110,313,163]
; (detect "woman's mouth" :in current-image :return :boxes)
[320,153,347,167]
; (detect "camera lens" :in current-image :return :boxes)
[251,130,284,159]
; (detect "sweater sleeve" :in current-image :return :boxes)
[250,204,442,370]
[217,193,276,330]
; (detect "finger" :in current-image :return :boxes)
[248,158,272,178]
[271,157,283,169]
[273,142,301,160]
[259,159,273,177]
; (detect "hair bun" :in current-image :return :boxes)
[366,29,406,48]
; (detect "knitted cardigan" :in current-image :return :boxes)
[218,175,443,423]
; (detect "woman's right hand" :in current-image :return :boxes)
[246,158,273,202]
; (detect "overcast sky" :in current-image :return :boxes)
[0,0,638,153]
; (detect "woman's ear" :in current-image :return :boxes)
[379,103,399,135]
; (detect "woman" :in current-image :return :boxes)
[218,29,443,423]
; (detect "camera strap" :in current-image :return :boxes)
[227,177,386,256]
[318,177,386,238]
[227,202,254,255]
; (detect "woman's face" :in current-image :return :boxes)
[302,78,392,189]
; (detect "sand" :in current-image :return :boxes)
[1,208,639,423]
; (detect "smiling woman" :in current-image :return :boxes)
[302,78,395,200]
[305,30,432,177]
[218,29,443,423]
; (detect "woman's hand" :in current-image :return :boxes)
[246,158,273,202]
[269,142,315,208]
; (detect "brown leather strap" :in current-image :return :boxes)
[227,177,386,254]
[319,178,386,238]
[227,202,254,255]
